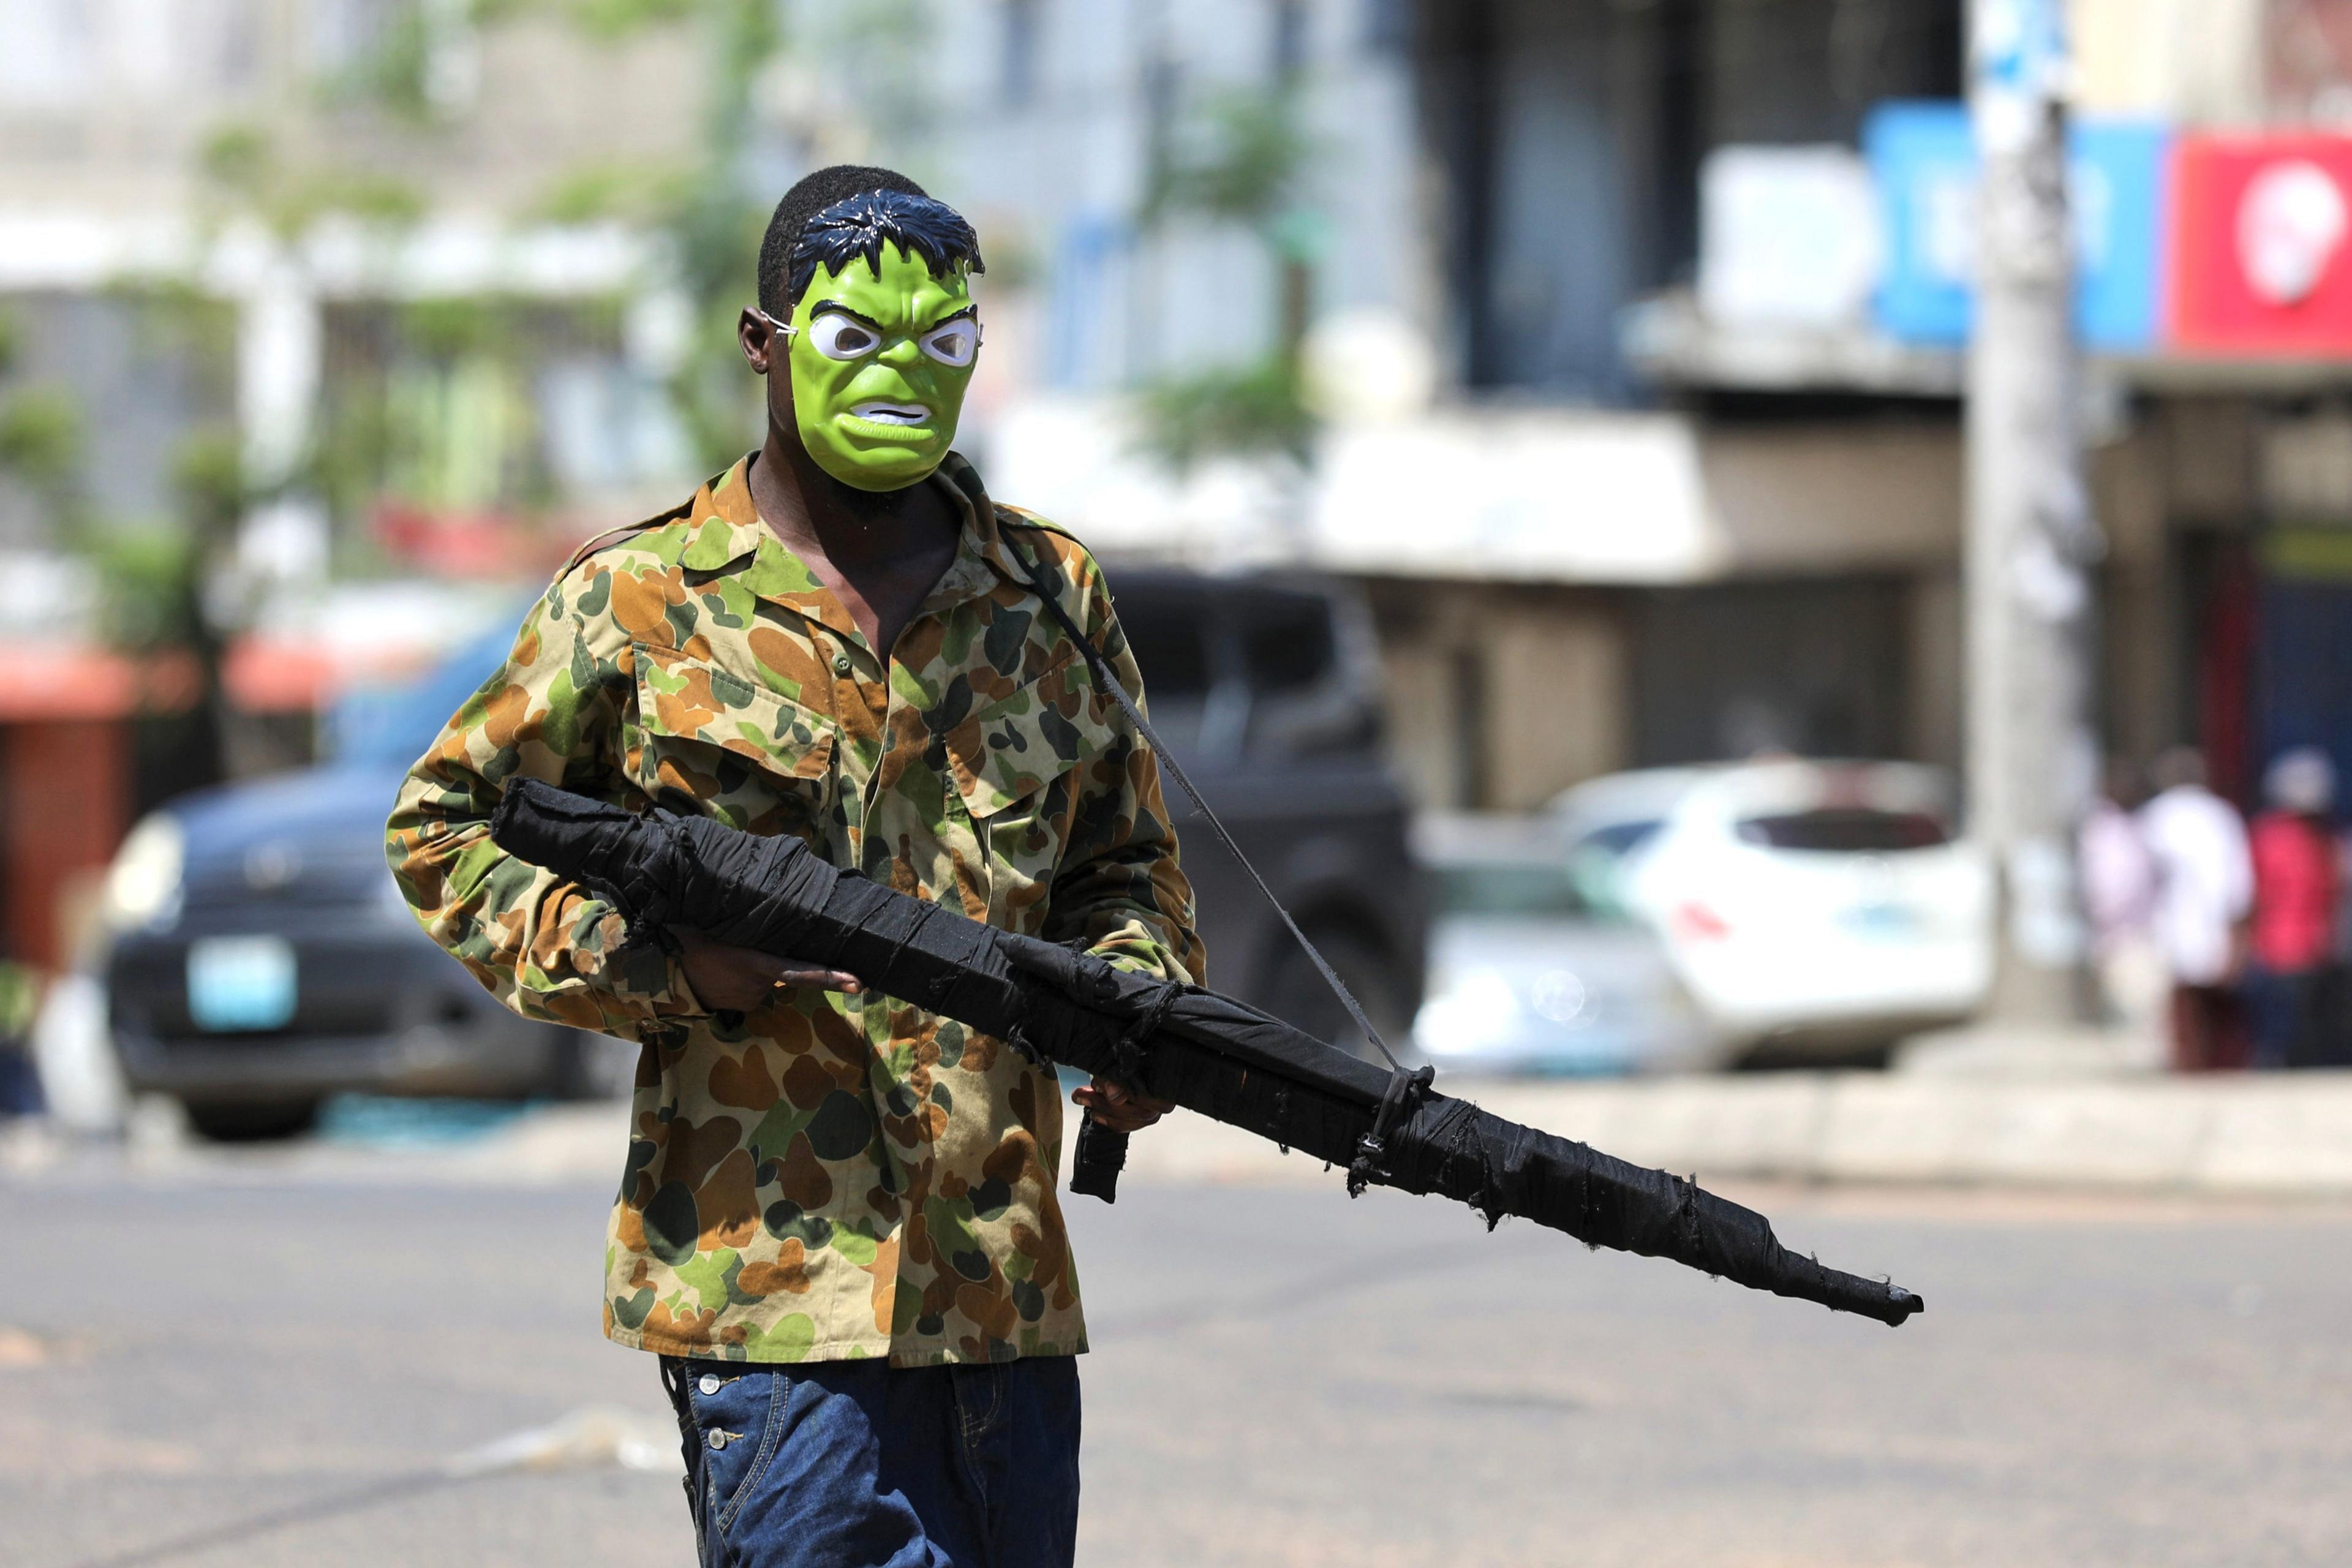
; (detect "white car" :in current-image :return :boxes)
[1572,761,1993,1056]
[1410,814,1719,1076]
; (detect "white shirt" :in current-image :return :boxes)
[2136,785,2253,986]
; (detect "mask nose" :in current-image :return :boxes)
[878,337,923,369]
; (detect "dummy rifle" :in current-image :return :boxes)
[490,777,1924,1326]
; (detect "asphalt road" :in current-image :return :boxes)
[8,1146,2351,1567]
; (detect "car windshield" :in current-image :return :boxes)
[1564,821,1659,919]
[1572,819,1662,859]
[326,624,519,769]
[1430,861,1585,917]
[1114,588,1214,701]
[1235,589,1335,694]
[1736,808,1951,852]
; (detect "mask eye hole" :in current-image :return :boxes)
[807,314,881,361]
[918,318,981,368]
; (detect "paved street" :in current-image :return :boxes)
[8,1136,2351,1567]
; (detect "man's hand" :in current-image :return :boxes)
[1071,1078,1174,1133]
[674,926,861,1012]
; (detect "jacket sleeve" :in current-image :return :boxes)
[1035,550,1208,987]
[384,575,707,1036]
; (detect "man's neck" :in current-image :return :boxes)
[745,428,962,655]
[748,429,933,571]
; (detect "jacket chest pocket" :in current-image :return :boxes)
[941,652,1125,928]
[632,642,840,840]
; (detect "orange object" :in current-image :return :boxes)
[2,718,129,970]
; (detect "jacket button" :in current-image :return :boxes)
[834,655,853,676]
[707,1431,729,1450]
[698,1373,721,1394]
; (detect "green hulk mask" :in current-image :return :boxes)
[768,189,986,492]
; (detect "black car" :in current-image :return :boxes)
[1104,569,1425,1051]
[102,570,1423,1137]
[102,621,629,1140]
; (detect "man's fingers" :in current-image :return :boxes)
[751,947,862,992]
[1086,1081,1174,1115]
[771,966,862,993]
[674,928,862,1000]
[1075,1080,1170,1131]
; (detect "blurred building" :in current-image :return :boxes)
[949,0,2352,816]
[0,0,704,965]
[1616,0,2352,817]
[954,0,1983,809]
[13,0,2352,979]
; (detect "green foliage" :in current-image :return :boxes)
[322,0,519,124]
[1142,88,1315,234]
[77,435,245,654]
[398,296,522,361]
[1134,358,1314,475]
[90,526,205,651]
[639,0,790,471]
[348,2,434,119]
[194,120,427,241]
[0,307,89,524]
[533,160,683,226]
[1132,84,1324,473]
[557,0,704,42]
[302,170,430,230]
[172,432,249,540]
[524,0,957,473]
[305,296,606,533]
[0,388,84,495]
[106,279,240,379]
[197,120,274,201]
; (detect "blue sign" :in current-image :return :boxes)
[1865,101,2169,351]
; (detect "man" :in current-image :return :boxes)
[386,165,1199,1566]
[2138,746,2253,1072]
[2078,758,2162,1060]
[2245,747,2339,1069]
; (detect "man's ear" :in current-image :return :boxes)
[739,307,782,375]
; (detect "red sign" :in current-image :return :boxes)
[2172,135,2352,354]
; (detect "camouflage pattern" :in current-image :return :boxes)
[386,452,1202,1366]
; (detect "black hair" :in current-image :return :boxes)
[755,165,983,317]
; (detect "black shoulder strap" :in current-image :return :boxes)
[1003,535,1402,1072]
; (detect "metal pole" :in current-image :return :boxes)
[1966,0,2097,1022]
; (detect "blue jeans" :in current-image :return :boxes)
[658,1355,1081,1568]
[2245,965,2319,1070]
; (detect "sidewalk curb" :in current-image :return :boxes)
[21,1071,2351,1197]
[1116,1071,2352,1196]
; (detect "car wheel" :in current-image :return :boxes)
[545,1030,643,1101]
[184,1099,321,1142]
[1259,929,1411,1065]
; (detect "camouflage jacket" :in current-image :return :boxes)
[386,452,1202,1366]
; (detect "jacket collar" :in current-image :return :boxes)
[940,451,1055,595]
[674,451,1031,648]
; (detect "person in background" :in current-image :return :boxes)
[2079,758,2163,1057]
[2244,747,2340,1069]
[2137,747,2253,1072]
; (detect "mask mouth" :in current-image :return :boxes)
[849,401,931,427]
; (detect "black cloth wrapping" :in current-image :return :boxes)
[491,779,1924,1327]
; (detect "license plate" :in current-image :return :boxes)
[1838,903,1917,937]
[187,936,298,1031]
